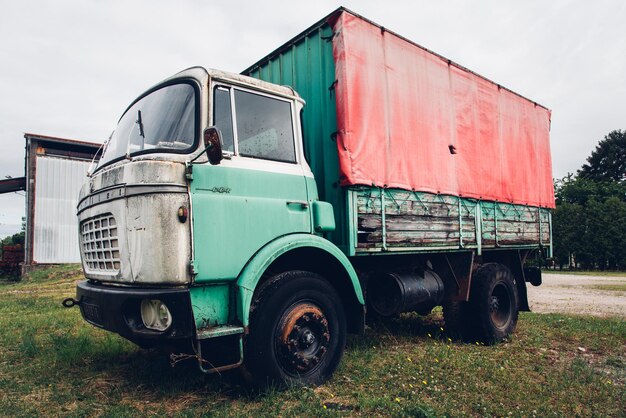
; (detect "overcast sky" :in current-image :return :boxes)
[1,0,625,237]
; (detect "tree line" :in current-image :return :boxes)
[1,217,24,249]
[0,216,24,261]
[552,130,626,270]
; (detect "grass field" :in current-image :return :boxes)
[588,284,626,292]
[0,266,624,417]
[543,269,626,278]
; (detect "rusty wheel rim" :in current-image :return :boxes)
[276,303,330,375]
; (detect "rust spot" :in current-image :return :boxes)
[280,303,323,343]
[276,302,331,374]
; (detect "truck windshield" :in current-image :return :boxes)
[97,83,197,169]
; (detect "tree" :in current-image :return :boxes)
[602,197,626,269]
[1,231,24,247]
[553,160,626,270]
[556,172,626,206]
[552,201,583,268]
[579,130,626,183]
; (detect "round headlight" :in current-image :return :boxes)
[140,299,172,331]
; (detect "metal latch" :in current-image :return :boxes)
[189,260,198,275]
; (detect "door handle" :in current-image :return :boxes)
[286,200,309,209]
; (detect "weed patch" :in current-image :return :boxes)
[588,283,626,292]
[0,267,624,417]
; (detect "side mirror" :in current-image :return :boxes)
[203,127,223,165]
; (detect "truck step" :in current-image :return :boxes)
[197,325,244,340]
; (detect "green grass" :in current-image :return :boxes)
[1,266,624,417]
[587,284,626,292]
[543,269,626,277]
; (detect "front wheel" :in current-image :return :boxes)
[469,263,519,344]
[244,271,346,387]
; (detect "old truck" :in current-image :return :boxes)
[66,8,554,386]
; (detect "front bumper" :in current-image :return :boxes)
[76,280,195,347]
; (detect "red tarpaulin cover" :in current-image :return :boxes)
[330,12,555,208]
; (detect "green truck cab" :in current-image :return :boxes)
[70,9,553,387]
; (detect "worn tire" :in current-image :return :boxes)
[468,263,519,344]
[442,299,471,340]
[244,271,346,387]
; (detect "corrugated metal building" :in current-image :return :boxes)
[24,134,101,266]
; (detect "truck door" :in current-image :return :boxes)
[190,85,311,282]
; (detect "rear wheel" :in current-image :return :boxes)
[469,263,519,344]
[442,299,471,340]
[245,271,346,387]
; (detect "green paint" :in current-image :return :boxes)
[243,23,349,252]
[235,233,364,326]
[187,48,368,335]
[312,201,335,232]
[189,284,231,330]
[190,164,311,281]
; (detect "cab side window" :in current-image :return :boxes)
[234,90,296,163]
[213,85,296,163]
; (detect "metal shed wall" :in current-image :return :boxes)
[33,156,91,263]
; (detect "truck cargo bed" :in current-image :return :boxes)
[347,187,551,255]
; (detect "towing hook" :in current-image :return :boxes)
[62,297,80,308]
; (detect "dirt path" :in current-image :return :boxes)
[526,273,626,318]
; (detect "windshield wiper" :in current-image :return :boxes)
[136,110,145,139]
[126,110,146,158]
[136,109,147,151]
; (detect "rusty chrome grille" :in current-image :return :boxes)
[80,214,120,272]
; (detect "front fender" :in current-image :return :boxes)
[235,233,364,327]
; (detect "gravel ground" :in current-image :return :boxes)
[526,273,626,318]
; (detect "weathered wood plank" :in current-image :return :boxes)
[353,188,551,251]
[360,230,462,243]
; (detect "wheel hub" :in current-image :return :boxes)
[489,295,500,313]
[489,283,512,328]
[301,329,316,346]
[277,303,330,374]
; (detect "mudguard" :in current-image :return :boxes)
[235,233,364,326]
